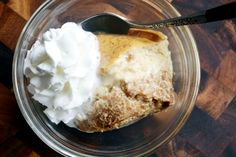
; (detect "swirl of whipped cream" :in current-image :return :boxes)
[24,22,100,125]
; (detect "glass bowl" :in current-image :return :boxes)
[13,0,200,156]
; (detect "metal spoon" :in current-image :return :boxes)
[81,2,236,34]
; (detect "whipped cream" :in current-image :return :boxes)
[24,22,100,125]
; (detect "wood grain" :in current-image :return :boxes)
[0,2,26,50]
[214,50,236,92]
[0,0,236,157]
[211,20,236,54]
[0,84,16,140]
[0,42,13,87]
[7,0,44,20]
[178,107,232,157]
[197,76,235,119]
[0,136,40,157]
[217,97,236,137]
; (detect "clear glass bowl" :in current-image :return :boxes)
[13,0,200,156]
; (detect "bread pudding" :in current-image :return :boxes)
[75,28,175,132]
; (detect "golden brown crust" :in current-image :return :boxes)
[76,72,175,133]
[76,86,151,132]
[128,28,167,42]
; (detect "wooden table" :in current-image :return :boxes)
[0,0,235,156]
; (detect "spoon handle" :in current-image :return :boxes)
[147,2,236,29]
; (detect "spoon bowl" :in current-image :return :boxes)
[81,13,130,34]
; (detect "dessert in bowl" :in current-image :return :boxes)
[24,21,175,133]
[13,0,200,156]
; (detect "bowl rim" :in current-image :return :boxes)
[13,0,200,156]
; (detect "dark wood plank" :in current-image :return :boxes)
[0,42,13,88]
[178,107,232,157]
[210,20,236,53]
[196,76,235,119]
[214,50,236,92]
[0,136,40,157]
[156,135,205,157]
[0,83,18,143]
[0,2,26,50]
[217,97,236,137]
[156,141,176,157]
[192,24,223,74]
[7,0,44,20]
